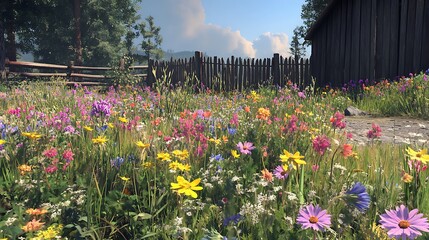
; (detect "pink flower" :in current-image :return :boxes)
[273,165,289,179]
[236,141,255,155]
[379,205,429,239]
[45,165,58,174]
[330,111,346,129]
[367,123,382,139]
[298,91,306,99]
[230,113,239,127]
[43,147,58,158]
[312,135,331,155]
[297,204,331,232]
[312,164,320,172]
[62,149,74,161]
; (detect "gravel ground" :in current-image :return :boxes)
[345,116,429,145]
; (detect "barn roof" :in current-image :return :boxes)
[305,0,341,40]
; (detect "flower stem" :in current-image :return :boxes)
[299,165,305,205]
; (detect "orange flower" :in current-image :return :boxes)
[203,111,212,118]
[342,144,354,157]
[21,219,45,232]
[18,164,32,175]
[26,208,48,216]
[261,168,273,182]
[256,107,271,121]
[402,172,413,183]
[244,106,250,113]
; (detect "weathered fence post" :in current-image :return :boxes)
[147,59,154,86]
[194,51,203,84]
[272,53,280,86]
[119,58,125,71]
[67,61,74,82]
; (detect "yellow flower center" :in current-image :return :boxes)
[309,216,318,224]
[398,220,410,229]
[416,153,421,158]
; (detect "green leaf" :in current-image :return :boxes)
[133,212,152,221]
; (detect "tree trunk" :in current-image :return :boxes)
[73,0,83,65]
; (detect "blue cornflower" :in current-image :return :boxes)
[344,182,370,212]
[211,154,224,161]
[223,214,242,226]
[111,156,125,169]
[227,127,237,135]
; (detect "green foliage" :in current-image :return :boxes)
[6,0,144,66]
[353,72,429,119]
[138,16,163,61]
[289,26,306,59]
[299,0,330,43]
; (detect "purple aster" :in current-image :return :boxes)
[91,99,112,117]
[64,125,76,134]
[296,204,331,232]
[236,141,255,155]
[344,182,370,211]
[379,205,429,239]
[273,165,289,179]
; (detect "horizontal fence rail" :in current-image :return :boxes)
[148,51,311,91]
[4,59,148,86]
[3,51,311,90]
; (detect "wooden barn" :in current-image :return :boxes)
[305,0,429,87]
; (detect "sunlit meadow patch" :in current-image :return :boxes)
[0,75,428,239]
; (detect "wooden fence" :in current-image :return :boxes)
[149,51,311,91]
[3,51,311,90]
[4,59,148,86]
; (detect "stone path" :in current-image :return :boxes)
[345,116,429,145]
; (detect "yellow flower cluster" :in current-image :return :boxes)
[33,224,63,239]
[172,149,189,160]
[169,161,191,172]
[92,136,108,144]
[22,131,42,140]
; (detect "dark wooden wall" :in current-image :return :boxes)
[309,0,429,87]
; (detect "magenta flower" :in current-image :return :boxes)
[297,204,331,232]
[379,205,429,239]
[312,135,331,155]
[367,123,382,139]
[236,141,255,155]
[330,111,346,129]
[43,147,58,158]
[273,165,289,179]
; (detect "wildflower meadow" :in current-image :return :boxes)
[1,71,429,239]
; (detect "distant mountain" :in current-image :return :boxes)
[132,50,196,62]
[162,51,195,60]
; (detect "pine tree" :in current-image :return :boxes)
[290,27,306,59]
[300,0,330,44]
[138,16,163,62]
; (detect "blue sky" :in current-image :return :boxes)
[139,0,306,58]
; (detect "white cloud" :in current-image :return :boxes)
[253,33,291,58]
[141,0,290,58]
